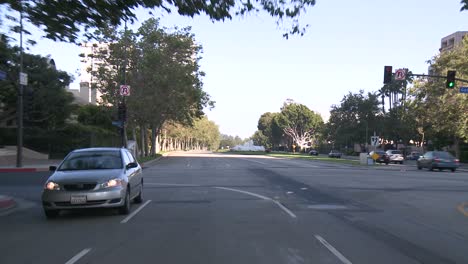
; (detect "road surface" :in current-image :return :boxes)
[1,152,468,264]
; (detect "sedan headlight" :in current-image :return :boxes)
[44,181,60,190]
[101,178,123,188]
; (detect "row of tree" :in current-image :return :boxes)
[326,39,467,158]
[258,39,467,159]
[80,18,220,156]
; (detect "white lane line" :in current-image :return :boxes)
[145,183,201,187]
[65,248,91,264]
[120,200,152,224]
[273,200,297,218]
[214,187,271,200]
[214,187,297,218]
[240,158,268,165]
[314,235,353,264]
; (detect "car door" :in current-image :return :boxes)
[421,152,432,168]
[122,150,136,198]
[126,150,142,195]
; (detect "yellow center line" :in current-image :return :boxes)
[456,202,468,217]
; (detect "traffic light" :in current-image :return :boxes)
[446,70,456,89]
[383,66,392,84]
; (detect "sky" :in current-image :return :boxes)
[5,0,468,138]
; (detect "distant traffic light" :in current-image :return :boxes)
[384,66,392,84]
[446,70,456,89]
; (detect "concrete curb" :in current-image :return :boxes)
[0,195,16,212]
[142,153,169,168]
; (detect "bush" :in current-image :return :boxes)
[0,124,120,159]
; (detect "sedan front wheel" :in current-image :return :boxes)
[119,189,131,215]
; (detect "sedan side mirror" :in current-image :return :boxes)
[126,162,138,170]
[49,166,57,172]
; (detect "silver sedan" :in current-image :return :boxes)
[42,147,143,218]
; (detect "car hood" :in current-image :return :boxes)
[48,169,123,183]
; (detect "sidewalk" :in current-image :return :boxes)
[0,158,61,172]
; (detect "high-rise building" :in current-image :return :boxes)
[428,31,468,75]
[439,31,468,53]
[73,42,108,104]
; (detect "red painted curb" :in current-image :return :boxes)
[0,196,16,210]
[0,168,38,173]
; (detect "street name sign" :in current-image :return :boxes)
[460,87,468,93]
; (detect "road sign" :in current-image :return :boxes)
[395,69,406,81]
[370,136,379,146]
[19,72,28,85]
[0,70,6,80]
[112,121,123,128]
[120,85,130,96]
[371,152,379,160]
[460,87,468,93]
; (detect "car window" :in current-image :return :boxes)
[122,150,131,165]
[391,150,402,154]
[125,151,135,163]
[435,152,453,159]
[424,152,433,158]
[58,150,123,170]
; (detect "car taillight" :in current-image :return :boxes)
[455,159,460,163]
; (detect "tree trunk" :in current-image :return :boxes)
[150,125,157,156]
[144,127,149,157]
[132,127,138,157]
[454,136,460,159]
[139,124,145,157]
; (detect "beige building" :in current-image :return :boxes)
[439,31,468,53]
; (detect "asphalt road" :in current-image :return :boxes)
[1,152,468,264]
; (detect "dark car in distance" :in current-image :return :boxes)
[328,150,342,158]
[406,152,422,160]
[417,151,459,172]
[309,149,319,156]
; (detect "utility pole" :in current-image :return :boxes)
[16,2,24,167]
[121,20,128,148]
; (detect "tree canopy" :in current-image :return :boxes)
[1,0,316,43]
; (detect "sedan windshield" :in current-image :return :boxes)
[58,151,123,170]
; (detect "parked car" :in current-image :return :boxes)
[417,151,459,172]
[406,152,421,160]
[309,149,319,156]
[369,150,390,164]
[41,147,143,219]
[328,150,342,158]
[386,149,404,164]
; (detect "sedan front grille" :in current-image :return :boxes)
[63,183,96,191]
